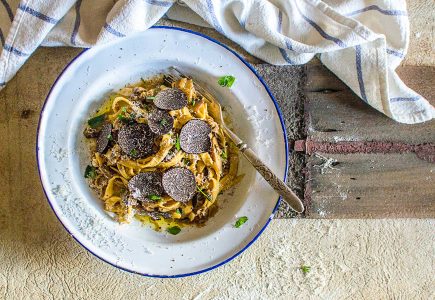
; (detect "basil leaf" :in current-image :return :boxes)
[167,226,181,235]
[218,75,236,88]
[84,165,97,179]
[88,114,106,128]
[176,208,182,215]
[148,194,161,201]
[234,216,248,228]
[175,135,181,151]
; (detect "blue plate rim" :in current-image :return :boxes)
[36,25,289,278]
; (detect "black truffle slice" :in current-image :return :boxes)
[96,123,112,153]
[128,172,163,202]
[162,167,196,203]
[154,88,188,110]
[148,108,174,135]
[118,123,156,158]
[179,119,212,154]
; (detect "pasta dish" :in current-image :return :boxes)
[83,75,242,231]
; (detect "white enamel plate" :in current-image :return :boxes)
[37,27,288,277]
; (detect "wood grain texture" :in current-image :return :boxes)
[305,153,435,219]
[304,63,435,144]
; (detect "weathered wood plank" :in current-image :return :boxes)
[0,48,83,245]
[305,153,435,218]
[304,64,435,144]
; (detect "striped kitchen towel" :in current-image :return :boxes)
[0,0,433,124]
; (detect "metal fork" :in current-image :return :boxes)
[166,67,304,213]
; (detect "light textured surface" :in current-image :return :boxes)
[0,1,434,299]
[0,219,434,299]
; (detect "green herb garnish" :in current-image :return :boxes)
[191,99,196,106]
[218,75,236,88]
[196,186,212,201]
[160,119,168,126]
[176,208,182,215]
[220,151,227,160]
[300,265,311,275]
[182,158,191,166]
[87,114,106,128]
[146,96,155,101]
[84,165,97,179]
[118,114,134,124]
[130,149,138,156]
[175,135,181,151]
[167,226,181,235]
[107,133,113,140]
[121,106,127,113]
[234,216,248,228]
[148,194,161,201]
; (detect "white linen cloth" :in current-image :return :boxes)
[0,0,433,124]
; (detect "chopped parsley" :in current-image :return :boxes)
[148,194,161,201]
[84,165,97,179]
[300,265,311,275]
[87,114,106,128]
[175,135,181,151]
[130,149,138,156]
[107,133,113,140]
[167,226,181,235]
[196,186,212,201]
[191,99,196,106]
[117,107,135,124]
[182,158,191,166]
[160,119,168,126]
[220,150,227,160]
[176,208,182,215]
[234,216,248,228]
[218,75,235,88]
[146,96,155,101]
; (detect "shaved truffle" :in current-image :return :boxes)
[154,88,187,110]
[118,123,156,158]
[148,108,174,135]
[179,119,211,154]
[162,167,196,203]
[96,123,112,153]
[128,172,163,202]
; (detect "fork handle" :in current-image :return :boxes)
[225,129,304,213]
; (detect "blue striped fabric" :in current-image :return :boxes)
[386,48,404,58]
[295,3,346,48]
[104,23,125,37]
[345,5,407,17]
[355,45,367,102]
[144,0,172,7]
[390,97,420,102]
[206,0,224,34]
[71,0,82,45]
[1,0,14,21]
[18,4,59,24]
[0,28,4,46]
[3,44,29,56]
[277,10,296,65]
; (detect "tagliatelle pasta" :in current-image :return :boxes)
[84,75,243,228]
